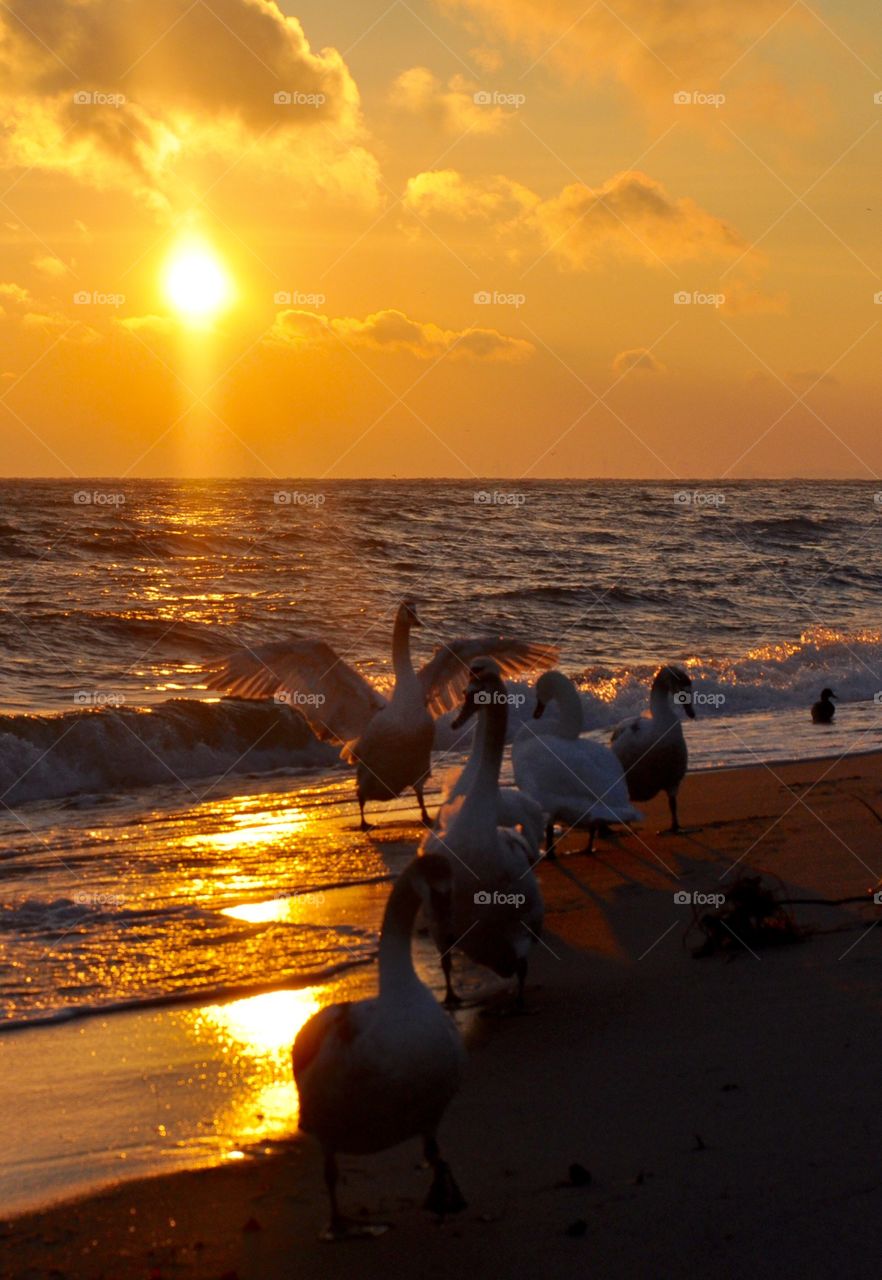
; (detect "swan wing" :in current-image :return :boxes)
[419,637,559,717]
[205,640,385,745]
[292,1001,362,1081]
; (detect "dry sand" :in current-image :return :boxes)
[5,750,882,1279]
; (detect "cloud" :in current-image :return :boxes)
[536,171,745,267]
[404,168,746,267]
[404,169,538,227]
[0,0,380,210]
[390,66,517,134]
[612,347,666,374]
[268,307,534,362]
[117,314,177,336]
[33,254,70,277]
[440,0,811,107]
[0,280,97,340]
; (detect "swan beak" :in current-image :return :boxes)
[451,689,477,730]
[684,701,696,719]
[533,698,546,720]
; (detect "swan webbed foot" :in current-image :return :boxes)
[321,1217,390,1242]
[423,1161,467,1217]
[359,817,375,832]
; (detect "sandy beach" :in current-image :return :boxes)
[5,748,882,1279]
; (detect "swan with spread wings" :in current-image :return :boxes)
[206,600,557,830]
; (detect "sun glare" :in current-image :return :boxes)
[163,240,232,321]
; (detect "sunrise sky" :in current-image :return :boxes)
[1,0,880,478]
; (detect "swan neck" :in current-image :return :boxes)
[551,677,583,738]
[378,869,421,993]
[469,696,506,800]
[391,609,415,683]
[650,680,677,723]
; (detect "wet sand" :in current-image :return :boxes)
[5,749,882,1279]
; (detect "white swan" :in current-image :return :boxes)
[207,599,557,829]
[512,670,641,856]
[610,665,694,833]
[439,718,545,865]
[292,852,466,1240]
[422,657,544,1008]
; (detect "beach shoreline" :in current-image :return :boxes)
[5,748,882,1277]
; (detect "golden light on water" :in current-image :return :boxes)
[192,988,324,1143]
[204,988,320,1057]
[163,238,233,322]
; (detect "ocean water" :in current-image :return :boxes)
[2,477,882,1034]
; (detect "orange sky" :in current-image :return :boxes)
[1,0,880,478]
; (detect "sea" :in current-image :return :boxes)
[2,477,882,1211]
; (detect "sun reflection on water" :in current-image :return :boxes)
[193,988,323,1142]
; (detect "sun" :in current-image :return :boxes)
[163,239,232,322]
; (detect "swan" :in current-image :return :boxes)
[292,852,466,1240]
[811,687,836,724]
[440,716,545,864]
[421,657,544,1008]
[206,599,557,830]
[610,665,694,833]
[512,670,641,857]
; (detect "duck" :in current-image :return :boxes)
[207,599,557,830]
[811,688,836,724]
[610,665,694,833]
[421,657,544,1008]
[512,670,641,856]
[292,852,466,1240]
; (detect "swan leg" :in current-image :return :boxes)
[414,780,432,827]
[544,821,558,860]
[578,823,598,856]
[358,792,374,832]
[320,1151,389,1242]
[422,1133,467,1217]
[441,951,461,1007]
[656,790,680,835]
